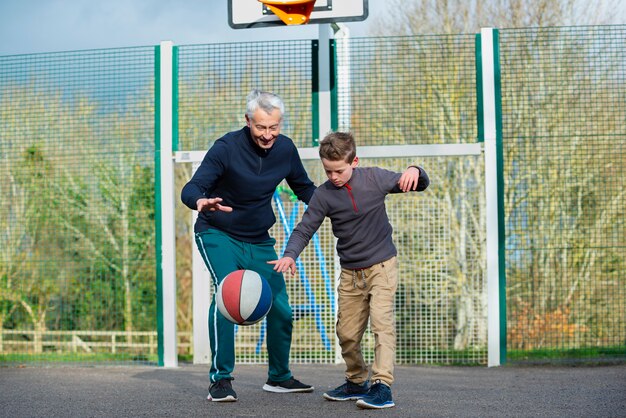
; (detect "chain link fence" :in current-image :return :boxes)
[0,47,156,364]
[1,25,624,366]
[499,26,626,362]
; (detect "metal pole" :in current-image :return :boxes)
[318,24,333,140]
[158,40,178,368]
[480,28,504,367]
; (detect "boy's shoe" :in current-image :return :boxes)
[356,380,395,409]
[262,377,314,393]
[207,378,237,402]
[323,380,369,401]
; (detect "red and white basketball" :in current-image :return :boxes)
[216,269,273,325]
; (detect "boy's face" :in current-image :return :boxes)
[322,156,359,188]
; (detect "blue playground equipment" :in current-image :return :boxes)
[252,188,335,354]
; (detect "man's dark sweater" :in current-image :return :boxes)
[181,127,315,243]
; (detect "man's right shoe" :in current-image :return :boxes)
[262,376,314,393]
[207,378,237,402]
[356,380,395,409]
[323,380,369,401]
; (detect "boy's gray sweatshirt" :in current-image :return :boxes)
[283,166,429,269]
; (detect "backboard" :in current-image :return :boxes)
[228,0,369,29]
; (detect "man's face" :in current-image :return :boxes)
[322,156,359,188]
[246,108,282,150]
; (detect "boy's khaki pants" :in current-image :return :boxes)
[336,256,398,387]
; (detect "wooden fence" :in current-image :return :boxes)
[0,330,192,356]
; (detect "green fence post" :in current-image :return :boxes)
[478,28,507,366]
[311,39,320,146]
[155,40,178,368]
[155,44,164,366]
[330,38,338,132]
[316,24,333,146]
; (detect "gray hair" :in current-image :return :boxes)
[246,89,285,119]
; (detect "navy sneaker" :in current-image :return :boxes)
[323,380,369,401]
[356,380,395,409]
[207,378,237,402]
[263,377,314,393]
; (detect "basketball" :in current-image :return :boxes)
[216,269,273,325]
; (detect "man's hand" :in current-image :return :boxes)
[196,197,233,213]
[268,257,297,275]
[398,166,420,192]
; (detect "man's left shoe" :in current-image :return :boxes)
[355,380,395,409]
[262,377,314,393]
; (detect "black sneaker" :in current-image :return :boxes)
[356,380,395,409]
[207,378,237,402]
[262,377,314,393]
[323,380,369,401]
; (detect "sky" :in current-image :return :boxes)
[0,0,390,56]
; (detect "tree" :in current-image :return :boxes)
[0,72,156,356]
[50,95,156,336]
[364,0,626,352]
[370,0,625,36]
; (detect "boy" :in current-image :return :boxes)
[269,131,430,409]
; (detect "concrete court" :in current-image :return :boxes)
[0,363,624,417]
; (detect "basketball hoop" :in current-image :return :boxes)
[258,0,316,25]
[228,0,368,30]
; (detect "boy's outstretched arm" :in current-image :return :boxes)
[398,166,429,192]
[398,166,420,192]
[268,256,297,275]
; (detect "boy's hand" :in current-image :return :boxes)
[398,166,420,192]
[268,257,297,275]
[196,197,233,213]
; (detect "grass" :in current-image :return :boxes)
[2,347,624,367]
[507,346,626,365]
[0,352,158,365]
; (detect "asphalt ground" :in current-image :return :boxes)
[1,363,624,417]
